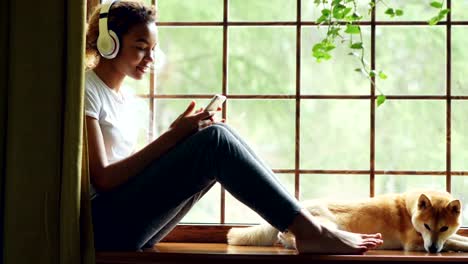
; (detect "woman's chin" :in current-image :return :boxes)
[129,72,144,80]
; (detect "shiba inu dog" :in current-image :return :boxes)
[227,190,468,253]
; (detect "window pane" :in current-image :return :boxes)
[301,26,371,95]
[229,0,296,21]
[452,27,468,95]
[451,176,468,226]
[181,183,221,223]
[375,175,445,195]
[301,0,370,22]
[451,101,468,171]
[300,174,369,201]
[225,174,294,224]
[228,27,296,94]
[376,0,446,21]
[452,0,468,21]
[376,26,445,95]
[375,101,445,171]
[227,100,295,169]
[278,173,295,196]
[300,100,369,170]
[157,0,223,22]
[158,27,222,94]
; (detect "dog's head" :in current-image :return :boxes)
[411,193,462,253]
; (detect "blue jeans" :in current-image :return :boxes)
[91,123,302,250]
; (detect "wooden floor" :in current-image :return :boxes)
[96,242,468,264]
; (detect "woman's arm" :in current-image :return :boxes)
[87,101,215,192]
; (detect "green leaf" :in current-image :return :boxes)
[395,9,404,16]
[350,42,363,49]
[327,27,341,37]
[317,15,328,24]
[321,9,331,16]
[439,8,450,17]
[342,7,352,17]
[385,8,395,17]
[324,44,336,52]
[350,12,362,21]
[378,71,388,80]
[430,1,443,8]
[312,43,324,53]
[344,24,360,34]
[369,70,376,77]
[377,95,386,107]
[333,4,347,19]
[313,51,332,62]
[312,42,334,62]
[428,16,440,25]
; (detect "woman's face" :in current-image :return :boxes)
[114,22,158,80]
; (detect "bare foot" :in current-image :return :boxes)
[288,209,384,254]
[335,229,383,247]
[295,226,383,254]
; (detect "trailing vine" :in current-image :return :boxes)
[312,0,450,106]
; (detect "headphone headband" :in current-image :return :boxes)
[100,1,114,17]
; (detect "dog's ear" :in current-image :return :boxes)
[418,194,432,210]
[447,200,461,215]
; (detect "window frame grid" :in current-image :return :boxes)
[84,0,468,231]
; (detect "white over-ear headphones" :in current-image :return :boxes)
[97,0,120,59]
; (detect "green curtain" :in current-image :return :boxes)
[0,0,95,264]
[0,0,8,262]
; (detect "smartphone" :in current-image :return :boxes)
[204,94,226,112]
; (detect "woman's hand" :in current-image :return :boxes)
[169,101,218,139]
[194,104,225,125]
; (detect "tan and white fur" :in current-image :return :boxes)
[227,190,468,253]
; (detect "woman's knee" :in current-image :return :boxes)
[199,124,233,141]
[212,122,230,130]
[193,125,241,154]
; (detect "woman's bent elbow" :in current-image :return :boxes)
[91,173,114,193]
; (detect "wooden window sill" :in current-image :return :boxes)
[96,242,468,264]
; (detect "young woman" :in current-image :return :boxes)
[85,0,383,253]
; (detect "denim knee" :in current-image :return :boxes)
[198,124,233,144]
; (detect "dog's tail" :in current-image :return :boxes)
[227,224,279,246]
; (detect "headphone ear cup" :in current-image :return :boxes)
[107,30,120,59]
[97,30,119,59]
[97,31,114,59]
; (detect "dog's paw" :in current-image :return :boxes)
[278,231,296,249]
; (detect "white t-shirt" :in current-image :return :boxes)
[84,70,141,197]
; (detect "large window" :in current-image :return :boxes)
[125,0,468,226]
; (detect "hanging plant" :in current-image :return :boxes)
[312,0,450,106]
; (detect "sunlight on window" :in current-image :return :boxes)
[375,101,445,171]
[300,100,370,170]
[300,174,369,201]
[229,27,296,94]
[123,0,468,226]
[229,0,296,21]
